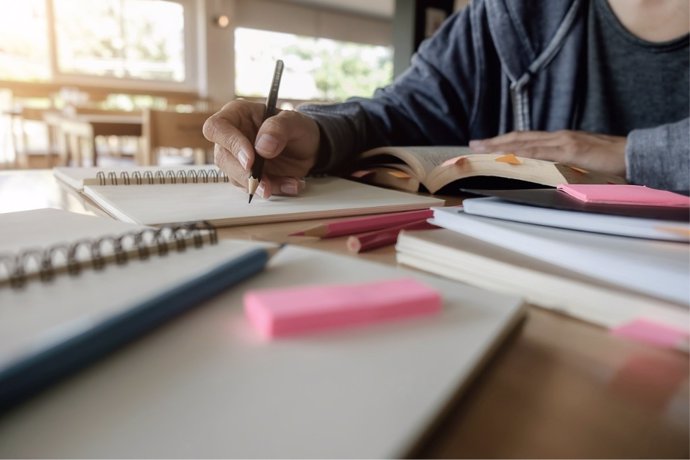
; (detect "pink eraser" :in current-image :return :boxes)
[557,184,690,207]
[243,278,442,339]
[611,319,689,349]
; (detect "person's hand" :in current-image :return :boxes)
[202,99,320,199]
[469,130,628,176]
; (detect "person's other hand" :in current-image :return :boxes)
[203,99,320,199]
[469,130,627,176]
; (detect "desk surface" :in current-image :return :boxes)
[0,169,688,459]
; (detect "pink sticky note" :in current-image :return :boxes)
[244,278,442,339]
[611,319,690,350]
[557,184,690,207]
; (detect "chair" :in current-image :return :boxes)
[12,106,58,169]
[141,109,214,166]
[50,107,143,167]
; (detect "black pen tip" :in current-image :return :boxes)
[248,194,254,204]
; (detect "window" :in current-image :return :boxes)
[54,0,185,82]
[0,0,194,88]
[0,0,50,81]
[235,28,393,102]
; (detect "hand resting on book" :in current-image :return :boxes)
[469,130,627,178]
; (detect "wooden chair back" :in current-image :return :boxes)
[141,109,214,166]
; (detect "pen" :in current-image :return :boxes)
[248,59,284,204]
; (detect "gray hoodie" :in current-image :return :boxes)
[299,0,689,191]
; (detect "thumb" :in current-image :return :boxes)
[254,110,318,160]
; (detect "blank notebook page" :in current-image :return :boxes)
[83,176,444,226]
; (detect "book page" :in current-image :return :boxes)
[358,146,472,179]
[83,177,444,227]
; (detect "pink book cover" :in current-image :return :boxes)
[557,184,690,207]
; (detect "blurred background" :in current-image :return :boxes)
[0,0,468,169]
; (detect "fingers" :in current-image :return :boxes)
[265,175,307,196]
[254,110,319,161]
[203,101,259,170]
[214,144,305,200]
[469,131,559,152]
[204,100,318,200]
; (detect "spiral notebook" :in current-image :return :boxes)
[54,166,444,227]
[54,165,224,191]
[0,208,275,411]
[0,238,524,458]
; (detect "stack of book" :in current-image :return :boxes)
[396,185,690,349]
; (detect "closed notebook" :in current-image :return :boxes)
[0,236,525,458]
[461,196,690,242]
[431,206,690,306]
[75,170,443,226]
[0,208,275,411]
[462,187,690,221]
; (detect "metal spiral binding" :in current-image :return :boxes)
[95,168,229,186]
[0,221,217,289]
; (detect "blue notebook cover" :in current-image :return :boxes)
[0,219,274,412]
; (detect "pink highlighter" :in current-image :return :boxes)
[243,278,442,339]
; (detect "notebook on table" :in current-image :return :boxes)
[461,196,690,242]
[396,228,689,331]
[0,208,275,411]
[430,206,690,306]
[53,165,224,191]
[82,175,444,227]
[0,230,525,458]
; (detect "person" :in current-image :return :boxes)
[203,0,689,199]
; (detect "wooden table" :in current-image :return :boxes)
[43,112,142,167]
[0,170,688,459]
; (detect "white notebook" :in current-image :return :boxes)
[0,216,525,458]
[82,175,444,227]
[462,196,690,242]
[397,228,688,330]
[0,208,275,413]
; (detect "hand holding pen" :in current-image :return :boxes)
[203,60,321,201]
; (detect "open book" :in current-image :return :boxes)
[0,208,275,411]
[352,146,626,194]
